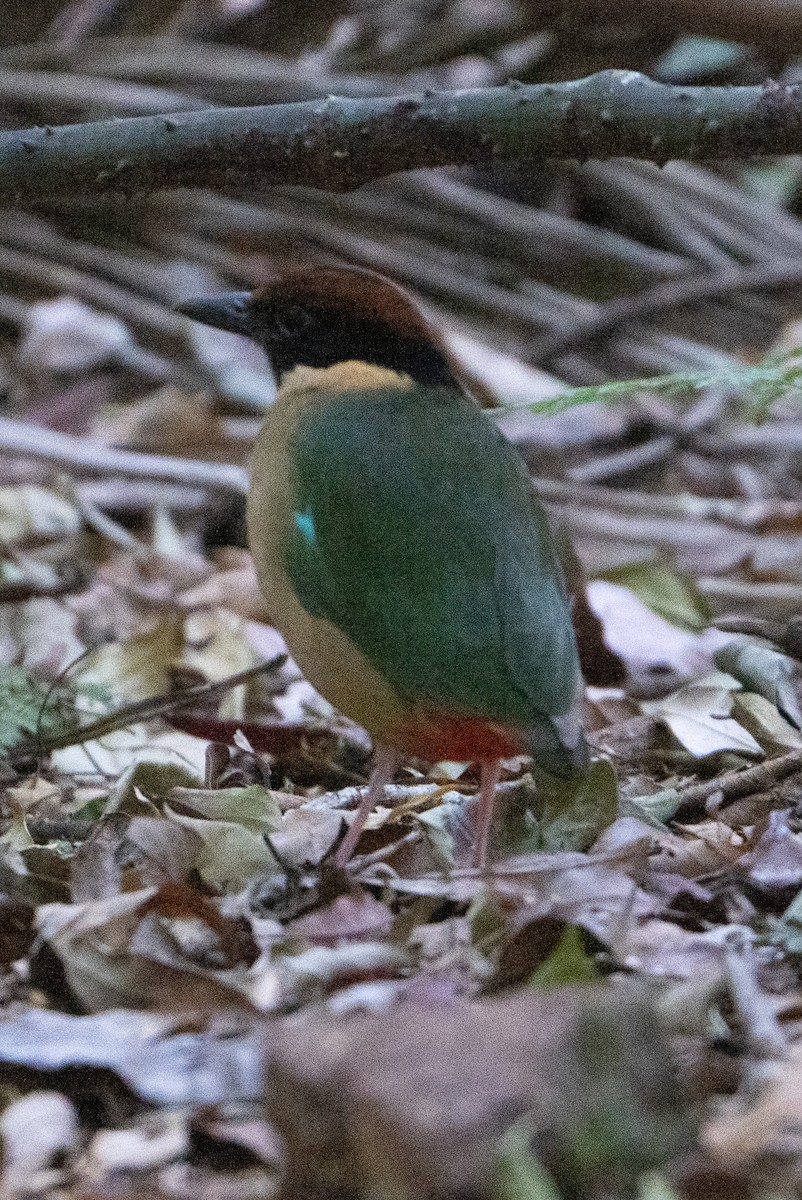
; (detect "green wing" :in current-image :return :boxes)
[285,385,583,760]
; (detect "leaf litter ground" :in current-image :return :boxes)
[7,12,802,1189]
[3,396,802,1199]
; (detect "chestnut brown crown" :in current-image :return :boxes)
[177,264,463,388]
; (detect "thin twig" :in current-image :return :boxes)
[0,239,188,343]
[0,35,420,102]
[78,479,209,514]
[352,829,422,868]
[71,482,152,557]
[524,0,802,50]
[531,258,802,364]
[402,172,690,281]
[10,654,286,763]
[533,477,802,529]
[565,435,677,484]
[0,66,208,116]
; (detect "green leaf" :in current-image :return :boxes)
[772,889,802,954]
[0,665,79,751]
[165,810,279,893]
[529,925,599,989]
[0,485,79,542]
[655,36,747,81]
[76,615,183,703]
[619,788,683,828]
[741,162,802,209]
[637,1171,682,1200]
[603,561,709,631]
[494,1124,562,1200]
[716,637,802,730]
[113,760,203,812]
[523,760,619,853]
[419,761,618,866]
[168,785,283,832]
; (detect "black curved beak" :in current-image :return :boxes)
[176,291,251,335]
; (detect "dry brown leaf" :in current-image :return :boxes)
[704,1044,802,1166]
[90,386,223,456]
[268,806,343,867]
[180,553,273,622]
[739,809,802,896]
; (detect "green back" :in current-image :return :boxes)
[283,384,582,741]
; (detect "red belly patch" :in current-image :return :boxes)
[398,710,526,762]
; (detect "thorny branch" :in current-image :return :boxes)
[4,71,802,203]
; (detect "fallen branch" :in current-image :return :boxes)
[0,414,248,493]
[676,749,802,809]
[4,72,802,203]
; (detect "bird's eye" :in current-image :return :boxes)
[273,303,316,340]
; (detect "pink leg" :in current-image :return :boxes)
[473,759,503,868]
[334,744,399,868]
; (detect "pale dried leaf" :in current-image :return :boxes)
[0,1091,79,1195]
[88,1114,188,1172]
[0,485,80,542]
[0,1008,264,1104]
[286,893,393,945]
[18,297,133,373]
[91,386,220,455]
[644,682,764,758]
[180,554,273,622]
[77,615,184,703]
[732,691,802,753]
[587,581,732,678]
[183,608,259,720]
[740,809,802,894]
[52,731,208,791]
[0,598,84,676]
[268,807,343,867]
[166,810,279,893]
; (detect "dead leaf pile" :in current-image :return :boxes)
[6,14,802,1192]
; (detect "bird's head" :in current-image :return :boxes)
[177,265,464,390]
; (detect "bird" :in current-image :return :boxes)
[178,266,587,869]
